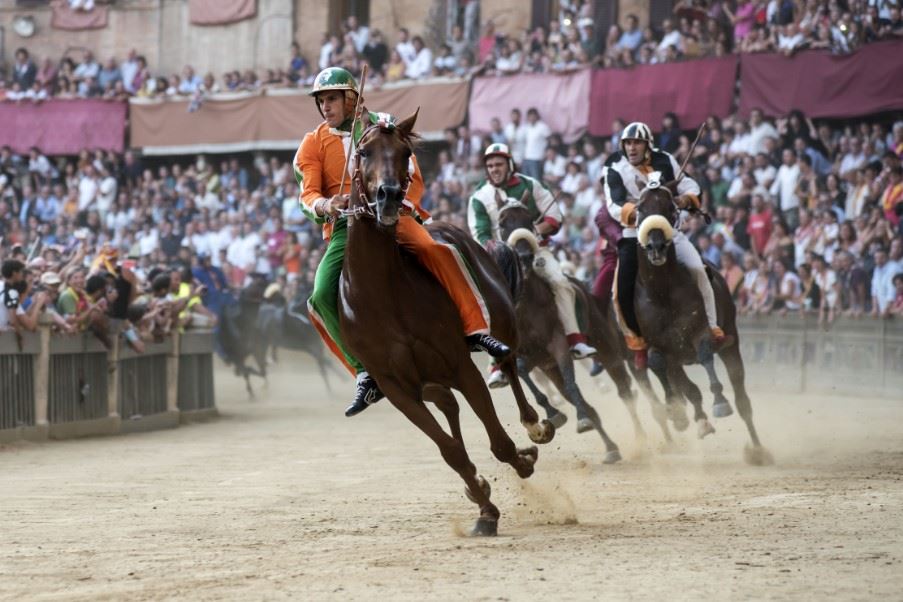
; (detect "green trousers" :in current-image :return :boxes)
[307,220,365,374]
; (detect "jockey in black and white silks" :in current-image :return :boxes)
[603,121,726,367]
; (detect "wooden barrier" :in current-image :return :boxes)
[736,315,903,398]
[0,324,216,444]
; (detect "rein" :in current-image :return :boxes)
[339,123,413,221]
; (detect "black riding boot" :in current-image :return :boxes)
[345,373,385,417]
[466,333,511,358]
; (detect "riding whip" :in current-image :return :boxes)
[675,122,713,225]
[330,64,369,224]
[674,121,707,183]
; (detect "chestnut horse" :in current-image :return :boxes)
[633,179,772,465]
[338,111,554,536]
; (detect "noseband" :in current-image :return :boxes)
[339,123,413,221]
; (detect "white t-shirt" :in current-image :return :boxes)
[780,271,802,310]
[523,121,551,162]
[503,122,527,164]
[78,176,98,211]
[396,41,417,65]
[814,269,837,308]
[405,48,433,79]
[748,122,779,155]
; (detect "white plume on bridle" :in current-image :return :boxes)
[505,228,540,253]
[637,214,674,247]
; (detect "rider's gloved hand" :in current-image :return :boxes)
[620,202,637,227]
[675,194,701,211]
[317,194,349,218]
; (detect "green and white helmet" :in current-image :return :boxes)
[484,142,515,173]
[309,67,359,96]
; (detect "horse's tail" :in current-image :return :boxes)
[505,228,540,254]
[485,239,523,301]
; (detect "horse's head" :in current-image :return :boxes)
[497,198,536,263]
[636,174,679,267]
[352,109,419,227]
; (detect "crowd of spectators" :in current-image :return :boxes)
[4,1,901,104]
[1,106,903,344]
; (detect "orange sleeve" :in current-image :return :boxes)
[406,154,429,220]
[298,131,325,212]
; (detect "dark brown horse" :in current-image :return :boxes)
[494,203,674,453]
[633,181,772,465]
[337,111,554,536]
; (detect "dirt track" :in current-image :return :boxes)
[2,354,902,601]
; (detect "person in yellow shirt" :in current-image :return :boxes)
[295,67,510,417]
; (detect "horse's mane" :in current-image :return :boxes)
[485,239,523,301]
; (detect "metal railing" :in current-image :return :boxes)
[0,323,216,443]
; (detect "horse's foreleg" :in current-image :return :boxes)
[719,344,773,465]
[544,362,621,464]
[242,365,255,400]
[629,364,673,443]
[517,358,567,430]
[424,385,464,444]
[381,378,499,536]
[671,365,714,439]
[607,362,646,443]
[648,349,689,432]
[697,338,733,419]
[499,357,555,444]
[456,362,538,480]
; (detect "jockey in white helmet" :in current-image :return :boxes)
[468,143,597,386]
[602,121,727,368]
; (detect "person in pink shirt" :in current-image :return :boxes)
[725,0,756,42]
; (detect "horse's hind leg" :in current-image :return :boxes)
[517,358,567,429]
[381,378,499,536]
[456,362,539,480]
[629,364,673,443]
[697,338,733,419]
[647,350,689,432]
[544,362,622,464]
[671,366,715,439]
[606,362,647,443]
[500,357,555,444]
[719,344,774,465]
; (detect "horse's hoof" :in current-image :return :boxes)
[667,404,690,432]
[526,419,556,444]
[712,400,733,418]
[471,517,498,537]
[603,449,622,464]
[576,417,594,433]
[696,418,715,439]
[744,444,775,466]
[518,445,539,466]
[548,410,568,430]
[465,475,492,504]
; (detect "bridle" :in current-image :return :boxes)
[636,181,679,227]
[339,122,413,221]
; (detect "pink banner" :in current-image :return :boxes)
[50,0,109,30]
[0,99,126,155]
[588,56,738,137]
[189,0,256,25]
[469,71,591,143]
[739,39,903,119]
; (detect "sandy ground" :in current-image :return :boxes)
[1,353,902,601]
